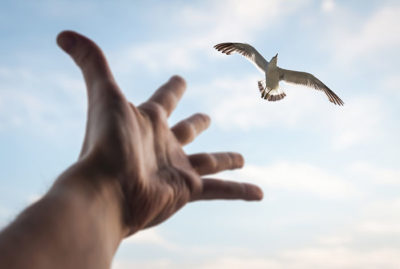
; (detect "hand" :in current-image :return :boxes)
[56,31,263,235]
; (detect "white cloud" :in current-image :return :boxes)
[321,0,335,13]
[356,198,400,235]
[350,162,400,185]
[279,247,400,269]
[311,198,400,246]
[236,162,358,199]
[26,194,43,205]
[117,42,197,73]
[112,247,400,269]
[113,193,400,269]
[328,4,400,63]
[189,75,327,130]
[316,234,353,246]
[178,0,287,42]
[113,0,308,73]
[189,75,387,150]
[358,221,400,235]
[382,75,400,97]
[329,96,385,150]
[0,89,52,131]
[112,259,173,269]
[195,257,280,269]
[122,228,178,251]
[0,66,85,136]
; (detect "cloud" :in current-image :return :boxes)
[112,247,400,269]
[121,228,179,251]
[112,259,173,269]
[329,95,386,150]
[279,247,400,269]
[321,0,335,13]
[198,247,400,269]
[177,0,298,42]
[112,190,400,269]
[118,43,197,74]
[313,198,400,249]
[382,75,400,97]
[350,162,400,185]
[316,234,353,246]
[113,0,308,74]
[189,75,327,130]
[0,66,85,136]
[327,4,400,63]
[26,194,43,205]
[235,162,359,199]
[195,257,280,269]
[356,198,400,235]
[188,75,387,150]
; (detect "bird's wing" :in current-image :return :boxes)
[214,42,269,73]
[278,68,344,106]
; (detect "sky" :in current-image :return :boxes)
[0,0,400,268]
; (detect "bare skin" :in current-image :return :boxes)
[0,31,263,269]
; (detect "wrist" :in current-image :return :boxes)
[51,160,131,238]
[0,160,129,269]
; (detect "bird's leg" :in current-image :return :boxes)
[264,88,273,100]
[261,88,270,99]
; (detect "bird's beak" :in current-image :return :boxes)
[275,53,278,57]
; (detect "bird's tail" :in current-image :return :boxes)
[257,80,286,101]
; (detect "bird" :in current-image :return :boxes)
[214,42,344,105]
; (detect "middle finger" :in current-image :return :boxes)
[188,152,244,176]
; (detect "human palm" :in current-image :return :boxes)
[57,31,263,235]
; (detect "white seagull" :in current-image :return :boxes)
[214,42,344,106]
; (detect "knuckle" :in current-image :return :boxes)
[228,152,244,168]
[142,101,166,120]
[194,113,210,125]
[226,153,234,167]
[185,123,196,141]
[205,153,218,172]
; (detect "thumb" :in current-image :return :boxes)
[57,31,124,159]
[57,30,116,90]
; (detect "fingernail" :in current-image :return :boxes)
[255,187,264,200]
[57,32,76,52]
[170,75,186,85]
[248,185,264,201]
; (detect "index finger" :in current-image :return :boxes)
[147,76,186,117]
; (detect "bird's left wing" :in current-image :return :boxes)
[214,42,269,73]
[278,68,344,106]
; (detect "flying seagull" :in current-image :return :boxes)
[214,42,344,105]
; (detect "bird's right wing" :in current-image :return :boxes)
[278,68,344,106]
[214,43,269,73]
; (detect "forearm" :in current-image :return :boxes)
[0,162,128,269]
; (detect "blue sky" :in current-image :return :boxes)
[1,0,400,268]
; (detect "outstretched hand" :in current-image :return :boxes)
[57,31,263,235]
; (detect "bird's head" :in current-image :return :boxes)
[270,53,278,63]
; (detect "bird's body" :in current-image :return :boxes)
[264,59,280,95]
[214,42,344,105]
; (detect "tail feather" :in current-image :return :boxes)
[257,80,286,101]
[267,92,286,101]
[258,80,266,92]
